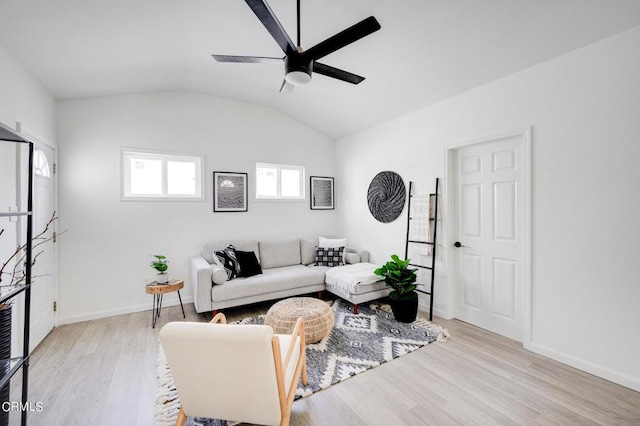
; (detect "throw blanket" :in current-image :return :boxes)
[409,194,435,255]
[324,262,383,294]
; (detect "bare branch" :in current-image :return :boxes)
[0,212,62,286]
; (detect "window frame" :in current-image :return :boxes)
[254,162,306,201]
[120,147,205,201]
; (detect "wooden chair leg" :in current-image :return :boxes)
[317,291,322,299]
[353,304,359,314]
[280,407,292,426]
[302,362,308,385]
[300,319,307,385]
[210,312,227,324]
[301,352,308,386]
[175,406,187,426]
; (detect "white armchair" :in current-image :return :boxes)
[159,313,307,426]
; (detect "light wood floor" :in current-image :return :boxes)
[15,300,640,426]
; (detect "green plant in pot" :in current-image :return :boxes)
[374,254,419,323]
[151,255,169,284]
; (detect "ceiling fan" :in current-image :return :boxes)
[212,0,381,92]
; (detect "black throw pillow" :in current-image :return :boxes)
[215,245,241,280]
[236,250,263,278]
[315,246,345,267]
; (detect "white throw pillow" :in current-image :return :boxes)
[319,237,348,262]
[211,251,223,267]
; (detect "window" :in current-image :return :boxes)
[34,150,51,178]
[120,148,204,201]
[255,162,305,200]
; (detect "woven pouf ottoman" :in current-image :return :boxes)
[265,297,335,344]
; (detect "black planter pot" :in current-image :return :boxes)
[390,293,419,323]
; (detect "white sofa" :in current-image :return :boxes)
[190,238,389,314]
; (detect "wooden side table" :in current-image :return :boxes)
[145,279,186,328]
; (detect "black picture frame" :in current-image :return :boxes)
[310,176,335,210]
[213,171,248,212]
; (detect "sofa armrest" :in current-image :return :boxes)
[346,247,369,263]
[190,256,213,314]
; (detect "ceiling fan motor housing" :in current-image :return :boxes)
[285,54,313,85]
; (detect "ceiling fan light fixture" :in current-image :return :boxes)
[285,70,312,85]
[284,54,312,85]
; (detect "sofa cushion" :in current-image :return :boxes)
[236,250,263,278]
[300,239,316,265]
[211,265,324,302]
[203,240,260,264]
[215,245,240,280]
[259,239,301,269]
[315,246,345,267]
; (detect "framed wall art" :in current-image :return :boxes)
[310,176,334,210]
[213,171,248,212]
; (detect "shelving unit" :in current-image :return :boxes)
[0,121,34,426]
[404,178,439,321]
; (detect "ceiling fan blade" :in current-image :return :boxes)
[313,62,365,84]
[279,80,294,93]
[212,54,283,64]
[305,16,381,61]
[212,55,283,64]
[245,0,297,55]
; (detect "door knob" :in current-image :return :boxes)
[454,241,465,248]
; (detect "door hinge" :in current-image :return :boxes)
[53,163,57,174]
[53,301,57,312]
[53,231,57,243]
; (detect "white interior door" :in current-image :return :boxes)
[30,143,56,350]
[452,132,528,341]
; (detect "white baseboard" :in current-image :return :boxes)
[417,299,446,319]
[525,341,640,392]
[57,295,194,326]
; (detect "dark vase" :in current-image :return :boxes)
[390,293,419,323]
[0,305,11,426]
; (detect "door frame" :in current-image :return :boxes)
[444,126,533,345]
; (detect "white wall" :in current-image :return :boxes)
[336,26,640,391]
[56,91,338,323]
[0,46,56,143]
[0,142,18,285]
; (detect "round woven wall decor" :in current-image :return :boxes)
[367,171,406,223]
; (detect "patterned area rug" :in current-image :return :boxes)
[155,300,449,426]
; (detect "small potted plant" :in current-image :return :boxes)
[151,255,169,284]
[374,254,419,323]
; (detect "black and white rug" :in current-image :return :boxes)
[155,300,449,426]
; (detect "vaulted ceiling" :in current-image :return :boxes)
[1,0,640,138]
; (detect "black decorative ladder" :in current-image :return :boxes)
[404,178,439,321]
[0,122,34,426]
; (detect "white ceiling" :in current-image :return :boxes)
[1,0,640,139]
